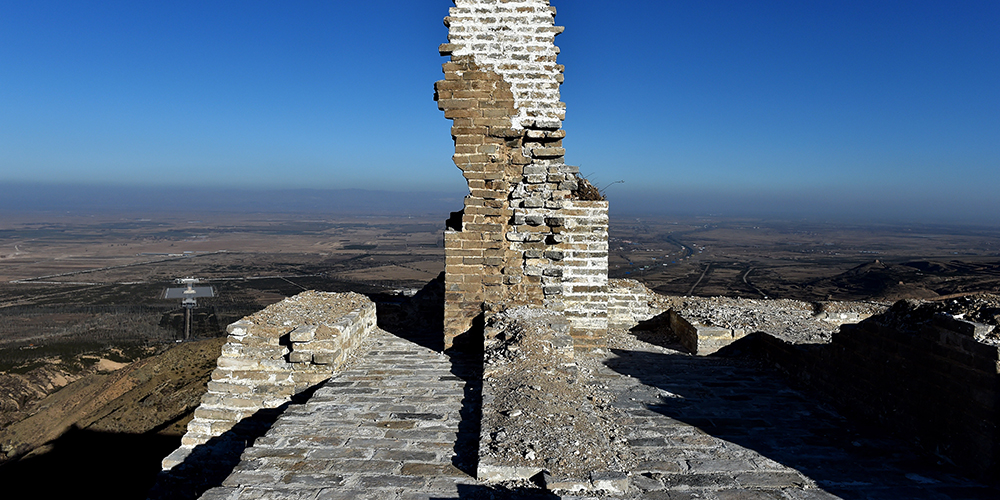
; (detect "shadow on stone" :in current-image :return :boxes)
[605,348,999,499]
[148,384,323,500]
[708,330,771,358]
[0,426,179,500]
[628,310,685,351]
[371,273,445,353]
[446,313,485,478]
[449,482,558,499]
[713,302,1000,486]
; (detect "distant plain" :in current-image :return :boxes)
[2,210,999,354]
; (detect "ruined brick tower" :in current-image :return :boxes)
[435,0,609,350]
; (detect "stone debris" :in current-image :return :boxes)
[242,290,369,327]
[870,293,1000,345]
[667,295,888,345]
[478,306,633,492]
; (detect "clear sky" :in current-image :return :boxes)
[1,1,998,223]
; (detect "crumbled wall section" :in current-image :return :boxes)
[478,306,628,488]
[437,0,609,349]
[756,306,1000,479]
[669,311,749,355]
[607,278,666,330]
[160,291,376,470]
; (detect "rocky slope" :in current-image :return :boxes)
[0,337,225,491]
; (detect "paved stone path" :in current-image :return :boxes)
[602,346,999,500]
[192,329,998,500]
[196,328,481,500]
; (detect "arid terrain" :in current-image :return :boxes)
[2,211,1000,498]
[0,211,448,496]
[610,217,1000,301]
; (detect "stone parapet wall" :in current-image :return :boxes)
[668,312,748,356]
[607,278,665,330]
[437,0,609,350]
[756,304,1000,479]
[160,291,375,470]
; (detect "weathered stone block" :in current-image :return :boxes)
[161,292,376,471]
[669,310,747,356]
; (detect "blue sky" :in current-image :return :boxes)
[1,1,998,222]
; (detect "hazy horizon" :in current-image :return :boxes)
[1,1,997,225]
[2,182,998,228]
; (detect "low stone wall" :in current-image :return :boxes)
[756,302,1000,479]
[160,291,376,470]
[669,311,748,356]
[607,280,752,355]
[606,278,663,330]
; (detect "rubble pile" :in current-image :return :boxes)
[669,296,888,344]
[479,306,634,493]
[244,290,369,327]
[868,294,1000,345]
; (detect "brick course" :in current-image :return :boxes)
[160,292,376,471]
[437,0,609,350]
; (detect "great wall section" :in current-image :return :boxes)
[435,0,608,352]
[151,2,1000,499]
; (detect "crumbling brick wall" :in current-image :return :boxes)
[436,0,608,350]
[160,291,376,471]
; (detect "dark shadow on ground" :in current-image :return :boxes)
[605,348,1000,499]
[629,310,686,351]
[370,273,485,479]
[446,313,485,478]
[447,483,558,499]
[147,384,322,500]
[370,273,446,353]
[0,426,180,500]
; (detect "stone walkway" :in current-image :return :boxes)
[602,346,998,500]
[196,328,481,500]
[191,329,998,500]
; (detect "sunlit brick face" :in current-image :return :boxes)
[436,0,609,350]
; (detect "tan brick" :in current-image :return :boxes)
[438,98,477,109]
[436,80,471,91]
[453,154,490,163]
[454,90,493,100]
[455,135,485,145]
[444,109,480,119]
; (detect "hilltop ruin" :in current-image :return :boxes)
[435,0,609,350]
[149,2,999,498]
